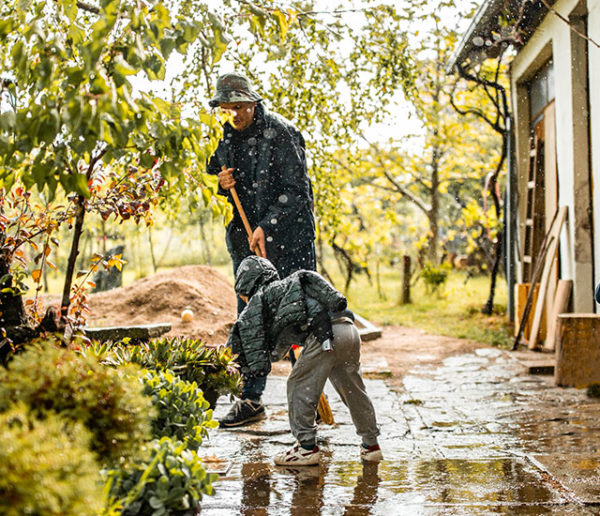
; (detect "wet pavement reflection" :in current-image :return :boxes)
[199,348,600,514]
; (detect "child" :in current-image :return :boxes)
[226,255,382,466]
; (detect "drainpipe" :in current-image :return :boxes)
[505,113,517,321]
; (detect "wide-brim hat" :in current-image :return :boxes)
[208,72,263,107]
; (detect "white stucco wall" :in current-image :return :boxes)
[590,0,600,306]
[510,0,598,312]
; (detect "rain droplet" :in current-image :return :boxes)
[473,36,484,47]
[270,218,278,224]
[264,128,277,139]
[278,194,288,203]
[267,236,273,242]
[252,182,258,189]
[248,137,257,146]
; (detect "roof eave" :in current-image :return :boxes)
[446,0,506,73]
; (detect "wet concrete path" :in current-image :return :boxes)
[199,348,600,514]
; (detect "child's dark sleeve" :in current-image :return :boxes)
[235,294,272,378]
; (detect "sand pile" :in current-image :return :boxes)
[86,265,237,345]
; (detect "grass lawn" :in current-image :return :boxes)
[338,267,514,349]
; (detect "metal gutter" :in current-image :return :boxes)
[446,0,505,72]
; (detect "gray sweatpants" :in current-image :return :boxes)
[287,320,380,446]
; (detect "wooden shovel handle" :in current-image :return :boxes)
[230,187,253,239]
[230,186,263,258]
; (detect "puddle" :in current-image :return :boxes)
[201,458,567,513]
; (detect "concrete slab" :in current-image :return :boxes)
[533,454,600,504]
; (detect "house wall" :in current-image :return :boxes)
[510,0,598,312]
[590,0,600,306]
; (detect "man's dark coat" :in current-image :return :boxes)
[207,103,315,271]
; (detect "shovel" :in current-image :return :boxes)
[225,167,334,425]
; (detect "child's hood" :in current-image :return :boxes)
[235,256,280,298]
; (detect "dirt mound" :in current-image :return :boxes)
[86,265,237,345]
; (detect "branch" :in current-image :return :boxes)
[76,1,100,14]
[361,139,432,215]
[539,0,600,49]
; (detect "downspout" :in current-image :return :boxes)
[505,113,517,321]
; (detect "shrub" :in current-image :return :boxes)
[106,437,217,516]
[420,261,452,294]
[104,338,242,402]
[0,403,104,516]
[142,369,218,449]
[0,343,154,464]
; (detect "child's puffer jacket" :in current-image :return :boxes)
[227,256,347,378]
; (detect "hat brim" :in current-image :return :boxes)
[209,89,262,107]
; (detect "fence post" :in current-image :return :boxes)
[401,255,411,304]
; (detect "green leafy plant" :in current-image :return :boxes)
[420,262,452,294]
[0,341,154,464]
[102,338,242,405]
[142,369,218,450]
[0,403,104,516]
[105,437,217,516]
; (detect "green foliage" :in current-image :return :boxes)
[0,341,154,464]
[102,338,242,399]
[105,437,217,516]
[421,261,452,293]
[0,403,104,516]
[142,369,218,450]
[0,0,225,201]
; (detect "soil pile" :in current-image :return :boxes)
[86,265,237,345]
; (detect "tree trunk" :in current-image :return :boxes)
[148,226,157,273]
[1,242,60,360]
[61,199,86,319]
[0,254,26,328]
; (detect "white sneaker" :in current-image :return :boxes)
[274,443,320,466]
[360,444,383,461]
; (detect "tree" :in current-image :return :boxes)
[0,0,229,341]
[351,25,502,268]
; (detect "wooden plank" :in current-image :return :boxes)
[512,206,561,350]
[529,206,568,350]
[514,283,542,341]
[354,313,382,341]
[543,101,559,345]
[523,361,555,375]
[543,279,573,352]
[83,323,172,342]
[514,283,529,337]
[555,314,600,387]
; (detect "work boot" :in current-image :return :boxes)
[219,399,266,428]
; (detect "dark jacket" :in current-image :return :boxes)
[227,256,349,378]
[207,104,315,267]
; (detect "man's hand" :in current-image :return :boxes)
[218,166,236,190]
[249,226,267,259]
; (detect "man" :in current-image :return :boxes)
[207,72,316,427]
